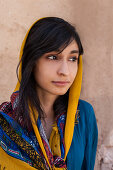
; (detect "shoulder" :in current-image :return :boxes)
[0,101,15,119]
[77,99,98,142]
[78,99,95,116]
[78,99,94,111]
[78,99,97,126]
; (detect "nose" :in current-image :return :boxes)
[57,61,69,76]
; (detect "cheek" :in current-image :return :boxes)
[34,63,52,84]
[70,64,78,80]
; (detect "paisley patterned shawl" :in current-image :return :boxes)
[0,91,68,169]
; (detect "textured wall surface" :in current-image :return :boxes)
[0,0,113,169]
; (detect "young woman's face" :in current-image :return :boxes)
[34,40,79,96]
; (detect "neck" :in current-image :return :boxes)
[36,88,58,119]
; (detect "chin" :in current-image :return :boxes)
[52,89,69,96]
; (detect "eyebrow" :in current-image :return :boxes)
[70,50,79,54]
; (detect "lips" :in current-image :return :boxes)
[52,81,70,86]
[53,81,70,83]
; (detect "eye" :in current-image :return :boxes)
[69,57,78,62]
[47,55,57,60]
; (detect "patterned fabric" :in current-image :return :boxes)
[0,113,46,169]
[37,112,67,169]
[0,91,79,169]
[0,99,98,170]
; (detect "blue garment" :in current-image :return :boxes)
[67,99,98,170]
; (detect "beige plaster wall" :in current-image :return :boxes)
[0,0,113,169]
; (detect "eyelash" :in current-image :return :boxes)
[47,55,78,62]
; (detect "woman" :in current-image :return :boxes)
[0,17,98,170]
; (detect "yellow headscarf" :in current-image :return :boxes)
[14,17,83,169]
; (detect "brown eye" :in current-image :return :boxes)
[47,55,57,60]
[69,57,78,62]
